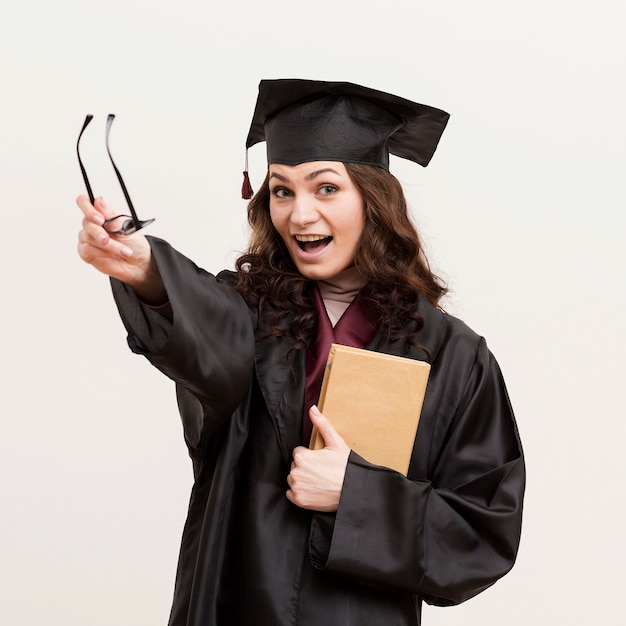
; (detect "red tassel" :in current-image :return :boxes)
[241,171,254,200]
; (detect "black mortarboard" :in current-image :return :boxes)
[242,78,450,198]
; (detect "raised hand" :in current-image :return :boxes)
[76,195,166,304]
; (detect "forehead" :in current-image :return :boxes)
[268,161,349,181]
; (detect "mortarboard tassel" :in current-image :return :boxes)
[241,149,254,199]
[241,171,254,199]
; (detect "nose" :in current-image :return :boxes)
[290,194,319,227]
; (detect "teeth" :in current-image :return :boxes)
[295,235,329,242]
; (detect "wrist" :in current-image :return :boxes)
[128,255,167,305]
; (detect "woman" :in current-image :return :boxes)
[77,79,525,626]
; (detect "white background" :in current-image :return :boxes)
[1,1,624,624]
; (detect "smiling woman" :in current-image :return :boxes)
[268,162,365,281]
[76,78,525,626]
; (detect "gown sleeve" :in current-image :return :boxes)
[308,334,525,606]
[110,236,256,450]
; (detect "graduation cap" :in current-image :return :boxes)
[242,78,450,199]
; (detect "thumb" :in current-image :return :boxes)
[309,405,343,448]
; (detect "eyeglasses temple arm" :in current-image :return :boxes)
[105,114,141,225]
[77,114,95,205]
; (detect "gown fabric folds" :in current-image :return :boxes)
[111,237,525,626]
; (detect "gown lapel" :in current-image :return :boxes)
[253,305,307,464]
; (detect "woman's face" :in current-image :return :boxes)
[268,161,365,281]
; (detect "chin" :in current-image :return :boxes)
[296,266,341,281]
[298,270,326,281]
[294,264,323,280]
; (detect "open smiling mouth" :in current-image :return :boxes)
[295,235,333,252]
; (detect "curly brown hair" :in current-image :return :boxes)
[234,163,447,353]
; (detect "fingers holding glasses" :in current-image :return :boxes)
[76,213,165,303]
[76,195,151,282]
[76,230,152,288]
[76,193,105,225]
[77,195,129,252]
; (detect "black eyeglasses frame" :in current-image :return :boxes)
[76,114,154,235]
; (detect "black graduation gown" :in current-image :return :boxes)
[111,237,525,626]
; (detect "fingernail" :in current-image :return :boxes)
[98,233,108,244]
[93,213,104,226]
[121,246,134,257]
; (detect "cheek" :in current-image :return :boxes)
[269,205,278,228]
[269,210,294,251]
[269,206,284,234]
[348,206,366,241]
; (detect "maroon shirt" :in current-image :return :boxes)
[303,285,376,443]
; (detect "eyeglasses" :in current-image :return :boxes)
[76,114,155,235]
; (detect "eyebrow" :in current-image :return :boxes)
[269,167,342,183]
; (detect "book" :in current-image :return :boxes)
[309,343,430,475]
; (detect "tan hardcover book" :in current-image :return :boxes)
[309,343,430,475]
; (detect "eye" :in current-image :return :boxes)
[270,186,292,199]
[318,184,338,196]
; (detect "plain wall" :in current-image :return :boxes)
[1,1,624,624]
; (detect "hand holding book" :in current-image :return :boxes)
[287,405,350,512]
